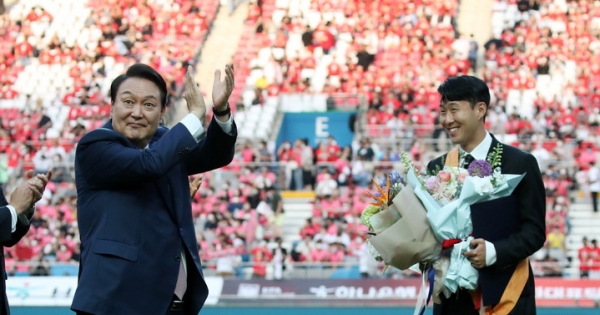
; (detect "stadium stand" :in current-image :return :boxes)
[0,0,598,280]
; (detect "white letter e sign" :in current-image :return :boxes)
[315,117,329,137]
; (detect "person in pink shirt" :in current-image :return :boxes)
[241,141,257,162]
[328,243,345,267]
[310,240,330,263]
[325,218,338,237]
[55,243,73,262]
[322,195,342,219]
[299,218,316,239]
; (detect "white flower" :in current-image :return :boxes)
[445,180,459,197]
[492,167,506,186]
[471,177,494,196]
[493,167,502,176]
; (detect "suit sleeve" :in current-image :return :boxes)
[0,186,12,243]
[0,206,13,244]
[2,213,31,247]
[76,123,199,187]
[491,152,546,270]
[183,116,237,175]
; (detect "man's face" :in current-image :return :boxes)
[111,77,164,149]
[439,100,486,152]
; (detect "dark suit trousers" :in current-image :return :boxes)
[433,286,537,315]
[433,288,479,315]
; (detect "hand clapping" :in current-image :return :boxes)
[212,64,234,112]
[10,170,52,215]
[189,175,203,198]
[183,66,206,120]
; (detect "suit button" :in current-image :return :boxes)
[175,255,181,262]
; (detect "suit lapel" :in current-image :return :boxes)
[103,119,179,222]
[486,134,501,161]
[149,129,180,222]
[154,176,177,218]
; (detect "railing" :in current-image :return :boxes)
[5,260,586,279]
[277,93,365,112]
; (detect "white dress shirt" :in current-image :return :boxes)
[180,113,234,140]
[173,112,234,291]
[5,205,18,233]
[460,131,498,267]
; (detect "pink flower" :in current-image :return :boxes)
[457,173,468,183]
[425,176,441,192]
[438,170,451,182]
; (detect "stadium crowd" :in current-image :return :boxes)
[1,0,600,279]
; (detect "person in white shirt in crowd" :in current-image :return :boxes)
[588,161,600,213]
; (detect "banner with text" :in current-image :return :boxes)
[276,112,355,149]
[220,278,600,307]
[5,276,224,306]
[220,278,422,306]
[4,277,600,307]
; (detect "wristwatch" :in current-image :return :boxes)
[213,102,231,116]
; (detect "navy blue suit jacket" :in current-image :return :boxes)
[1,185,32,315]
[71,117,236,315]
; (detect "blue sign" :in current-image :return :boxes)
[276,112,355,149]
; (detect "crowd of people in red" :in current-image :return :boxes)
[481,0,600,277]
[0,0,219,276]
[214,0,600,277]
[0,0,218,175]
[1,0,599,278]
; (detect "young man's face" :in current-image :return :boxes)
[439,100,487,152]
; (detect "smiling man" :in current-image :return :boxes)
[71,63,237,315]
[427,76,545,315]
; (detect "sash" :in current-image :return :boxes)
[444,148,529,315]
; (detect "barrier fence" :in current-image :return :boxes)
[6,276,600,308]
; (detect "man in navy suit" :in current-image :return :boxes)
[71,63,237,315]
[1,171,51,314]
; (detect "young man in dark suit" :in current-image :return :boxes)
[71,63,236,315]
[428,76,546,315]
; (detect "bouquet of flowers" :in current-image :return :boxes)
[408,144,524,300]
[360,144,525,304]
[360,170,440,273]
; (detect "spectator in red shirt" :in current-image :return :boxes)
[579,236,592,278]
[591,239,600,279]
[251,241,271,278]
[316,134,335,154]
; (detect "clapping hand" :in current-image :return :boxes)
[10,170,52,215]
[183,66,207,120]
[189,175,203,198]
[212,64,234,112]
